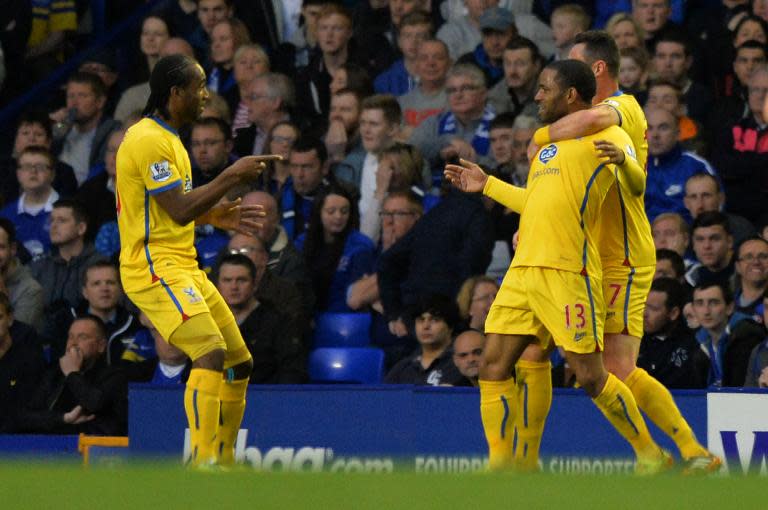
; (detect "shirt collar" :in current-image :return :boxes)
[18,189,59,215]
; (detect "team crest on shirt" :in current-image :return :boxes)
[538,144,557,163]
[149,160,172,182]
[182,287,202,304]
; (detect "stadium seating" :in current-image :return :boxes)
[308,347,385,384]
[313,313,372,348]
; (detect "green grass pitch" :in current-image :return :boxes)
[0,461,761,510]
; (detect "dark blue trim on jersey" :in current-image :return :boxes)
[623,267,637,332]
[192,389,200,429]
[500,395,510,439]
[150,115,179,136]
[147,179,181,195]
[610,90,624,97]
[578,163,607,269]
[615,173,631,262]
[522,382,529,428]
[616,394,640,435]
[583,273,599,344]
[159,277,186,317]
[143,190,158,279]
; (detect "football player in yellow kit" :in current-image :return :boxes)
[446,59,668,474]
[117,54,280,467]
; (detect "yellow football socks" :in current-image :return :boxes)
[625,367,708,460]
[218,378,248,465]
[185,368,223,466]
[513,360,552,471]
[479,378,516,470]
[592,372,660,461]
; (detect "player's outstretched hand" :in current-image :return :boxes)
[444,158,488,193]
[207,197,266,235]
[594,140,625,165]
[228,154,283,181]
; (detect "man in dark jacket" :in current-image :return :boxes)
[16,315,128,435]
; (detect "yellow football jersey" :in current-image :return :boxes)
[597,91,655,268]
[486,127,631,279]
[116,117,196,292]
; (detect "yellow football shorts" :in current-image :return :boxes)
[126,267,246,362]
[485,266,604,354]
[602,264,654,338]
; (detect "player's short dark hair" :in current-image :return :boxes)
[505,36,543,64]
[192,116,233,141]
[0,218,16,246]
[72,313,108,341]
[17,110,53,140]
[83,259,118,286]
[410,294,461,331]
[691,211,731,236]
[650,277,686,311]
[489,112,518,131]
[67,71,107,98]
[218,253,258,281]
[573,30,620,78]
[656,249,685,279]
[291,136,328,164]
[545,59,597,104]
[143,54,200,118]
[693,281,734,305]
[53,199,90,228]
[361,94,402,126]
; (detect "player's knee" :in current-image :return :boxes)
[604,356,634,381]
[193,348,226,371]
[576,370,608,398]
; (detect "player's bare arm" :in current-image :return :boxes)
[593,139,645,196]
[153,155,282,225]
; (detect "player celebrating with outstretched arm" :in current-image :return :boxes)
[116,54,282,467]
[447,59,669,474]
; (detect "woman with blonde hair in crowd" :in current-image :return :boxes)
[228,44,270,133]
[605,13,645,50]
[456,276,499,332]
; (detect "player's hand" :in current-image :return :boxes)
[526,140,540,162]
[63,405,95,425]
[227,155,283,181]
[594,140,625,165]
[206,197,265,235]
[444,158,489,193]
[59,346,83,376]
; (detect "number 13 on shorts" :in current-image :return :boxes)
[564,303,586,329]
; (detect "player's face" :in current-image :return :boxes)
[503,48,539,90]
[320,194,351,236]
[398,23,431,61]
[416,41,451,83]
[632,0,671,34]
[16,153,54,194]
[218,263,257,307]
[317,14,352,55]
[140,17,170,58]
[643,290,672,335]
[652,42,688,82]
[211,22,236,65]
[233,47,269,85]
[329,93,361,134]
[178,65,210,124]
[610,20,641,50]
[0,228,15,273]
[452,332,485,379]
[692,287,733,331]
[380,196,419,250]
[692,225,733,269]
[82,267,121,312]
[66,320,106,361]
[645,108,678,156]
[14,122,50,156]
[191,125,230,173]
[654,258,679,280]
[105,130,124,179]
[490,127,514,165]
[49,207,85,246]
[468,281,498,329]
[289,150,324,195]
[198,0,230,35]
[414,313,452,347]
[535,68,569,123]
[652,217,688,256]
[735,239,768,285]
[359,109,396,153]
[683,177,722,219]
[733,48,766,87]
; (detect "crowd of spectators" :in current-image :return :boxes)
[2,0,768,435]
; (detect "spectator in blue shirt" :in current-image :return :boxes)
[374,10,433,96]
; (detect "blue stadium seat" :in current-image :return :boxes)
[308,347,385,384]
[313,313,372,347]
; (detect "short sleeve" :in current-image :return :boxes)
[135,136,182,195]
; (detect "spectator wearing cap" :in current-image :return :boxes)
[487,36,542,120]
[456,7,517,87]
[384,294,468,386]
[437,3,554,62]
[373,11,433,97]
